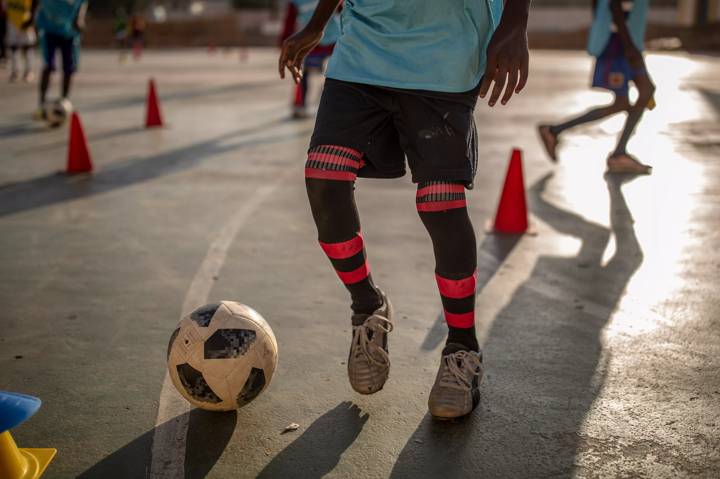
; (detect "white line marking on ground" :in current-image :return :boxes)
[149,169,294,478]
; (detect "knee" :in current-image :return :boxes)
[613,96,631,112]
[416,181,467,214]
[305,144,362,204]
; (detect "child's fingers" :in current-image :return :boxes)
[479,57,497,98]
[488,68,507,107]
[278,45,289,79]
[501,68,518,105]
[516,56,529,93]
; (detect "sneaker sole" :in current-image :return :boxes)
[430,387,480,422]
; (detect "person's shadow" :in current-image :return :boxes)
[391,172,644,478]
[77,408,237,479]
[257,401,369,479]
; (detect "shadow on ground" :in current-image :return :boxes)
[77,409,236,479]
[0,118,310,218]
[392,173,644,478]
[257,402,369,479]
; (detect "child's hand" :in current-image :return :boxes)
[279,27,323,84]
[479,22,529,107]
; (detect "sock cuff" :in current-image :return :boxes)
[416,181,467,212]
[305,145,364,182]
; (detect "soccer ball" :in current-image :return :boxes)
[167,301,278,411]
[46,98,73,127]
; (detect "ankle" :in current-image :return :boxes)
[447,327,479,352]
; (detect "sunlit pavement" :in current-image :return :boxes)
[0,49,718,478]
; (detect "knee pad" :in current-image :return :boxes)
[416,181,467,212]
[305,145,364,182]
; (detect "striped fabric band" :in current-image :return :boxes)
[416,181,467,212]
[336,262,371,285]
[319,234,364,260]
[435,272,477,299]
[305,145,364,181]
[444,311,475,329]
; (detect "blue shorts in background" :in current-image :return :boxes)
[592,33,643,96]
[40,31,80,73]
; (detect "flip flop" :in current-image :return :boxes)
[537,125,558,163]
[606,153,652,175]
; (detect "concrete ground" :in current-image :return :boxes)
[0,49,718,478]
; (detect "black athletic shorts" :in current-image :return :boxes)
[309,78,479,188]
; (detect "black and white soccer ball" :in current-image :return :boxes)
[167,301,278,411]
[46,98,73,127]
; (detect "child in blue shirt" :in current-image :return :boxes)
[279,0,341,118]
[27,0,87,119]
[279,0,530,420]
[539,0,655,174]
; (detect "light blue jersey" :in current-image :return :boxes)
[326,0,503,93]
[587,0,648,57]
[36,0,86,38]
[291,0,341,46]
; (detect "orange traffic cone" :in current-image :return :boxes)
[145,79,163,128]
[66,113,93,174]
[491,148,528,234]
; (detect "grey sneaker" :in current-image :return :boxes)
[348,290,393,394]
[428,343,483,420]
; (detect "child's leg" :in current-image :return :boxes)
[21,46,32,76]
[9,45,18,77]
[612,73,655,156]
[305,145,382,315]
[39,67,51,105]
[416,181,479,352]
[549,95,630,136]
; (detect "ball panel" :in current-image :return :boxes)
[189,302,221,327]
[166,327,181,361]
[204,328,257,359]
[236,367,266,408]
[176,363,222,404]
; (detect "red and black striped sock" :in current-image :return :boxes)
[417,181,479,352]
[305,145,382,315]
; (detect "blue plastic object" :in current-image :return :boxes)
[0,392,42,434]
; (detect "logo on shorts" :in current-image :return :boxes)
[609,72,625,88]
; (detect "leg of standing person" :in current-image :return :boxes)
[21,45,33,81]
[60,35,78,99]
[36,32,55,119]
[9,45,18,80]
[538,95,631,162]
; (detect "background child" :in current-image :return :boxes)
[28,0,87,118]
[5,0,36,82]
[279,0,341,118]
[539,0,655,174]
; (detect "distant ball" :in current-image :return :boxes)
[167,302,278,411]
[46,98,73,127]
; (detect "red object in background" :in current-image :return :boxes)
[493,148,529,233]
[145,78,163,128]
[67,113,93,174]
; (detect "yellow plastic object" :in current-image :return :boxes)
[647,96,656,110]
[0,431,56,479]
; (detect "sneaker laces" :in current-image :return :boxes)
[438,351,480,391]
[352,315,393,367]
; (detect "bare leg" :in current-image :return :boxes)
[612,73,655,156]
[39,67,51,106]
[549,95,630,136]
[538,96,630,162]
[62,72,72,99]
